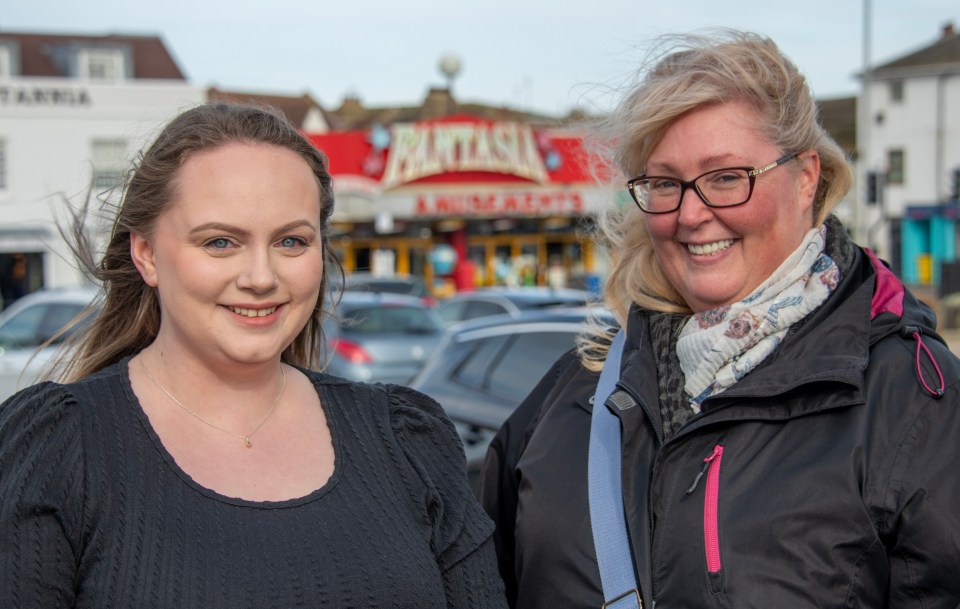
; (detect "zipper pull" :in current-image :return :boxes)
[686,444,723,495]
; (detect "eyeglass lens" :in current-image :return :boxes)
[635,168,751,212]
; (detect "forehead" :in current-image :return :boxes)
[175,141,314,187]
[164,142,321,221]
[645,101,774,172]
[176,140,311,176]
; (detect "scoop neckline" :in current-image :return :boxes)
[119,356,343,508]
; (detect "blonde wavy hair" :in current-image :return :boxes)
[577,30,853,370]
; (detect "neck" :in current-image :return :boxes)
[137,343,286,414]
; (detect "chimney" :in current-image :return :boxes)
[943,22,955,39]
[422,87,457,119]
[335,95,366,128]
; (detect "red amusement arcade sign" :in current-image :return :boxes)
[307,115,596,218]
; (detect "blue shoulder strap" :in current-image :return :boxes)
[588,328,642,609]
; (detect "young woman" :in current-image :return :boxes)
[0,102,506,609]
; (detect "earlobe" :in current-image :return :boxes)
[130,232,159,287]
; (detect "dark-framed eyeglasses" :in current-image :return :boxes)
[626,152,800,214]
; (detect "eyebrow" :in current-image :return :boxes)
[646,154,746,175]
[189,219,319,238]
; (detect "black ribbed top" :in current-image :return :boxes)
[0,359,506,608]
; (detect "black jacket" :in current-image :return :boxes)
[480,247,960,609]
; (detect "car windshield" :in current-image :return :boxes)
[333,274,426,297]
[342,305,443,334]
[0,302,90,350]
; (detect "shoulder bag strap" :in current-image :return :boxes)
[588,328,642,609]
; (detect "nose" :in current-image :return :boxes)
[237,249,279,293]
[676,183,714,228]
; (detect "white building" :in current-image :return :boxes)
[856,23,960,287]
[0,32,203,306]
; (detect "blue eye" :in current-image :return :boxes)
[279,236,308,248]
[650,178,680,191]
[207,237,232,249]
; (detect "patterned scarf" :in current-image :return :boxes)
[677,225,840,411]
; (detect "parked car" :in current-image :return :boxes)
[436,286,593,326]
[322,291,446,384]
[332,272,434,304]
[0,285,99,402]
[409,306,614,489]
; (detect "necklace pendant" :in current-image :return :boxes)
[243,437,252,448]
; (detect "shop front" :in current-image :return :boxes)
[309,115,607,296]
[0,228,49,311]
[901,204,960,287]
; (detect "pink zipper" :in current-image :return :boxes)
[703,444,725,573]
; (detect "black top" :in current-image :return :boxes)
[0,358,506,608]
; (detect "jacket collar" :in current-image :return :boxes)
[615,246,937,428]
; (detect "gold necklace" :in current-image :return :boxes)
[139,356,286,448]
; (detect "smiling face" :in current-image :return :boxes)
[131,141,324,371]
[642,101,820,313]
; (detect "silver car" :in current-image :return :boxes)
[436,286,593,326]
[0,285,99,402]
[322,292,446,384]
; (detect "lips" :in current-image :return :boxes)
[227,305,278,318]
[687,239,735,256]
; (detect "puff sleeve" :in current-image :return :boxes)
[0,382,85,608]
[387,384,508,609]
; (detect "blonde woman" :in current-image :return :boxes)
[481,32,960,609]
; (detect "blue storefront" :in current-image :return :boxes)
[901,204,960,287]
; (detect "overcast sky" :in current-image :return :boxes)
[3,1,958,116]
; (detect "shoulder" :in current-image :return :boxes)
[866,292,960,402]
[508,348,594,438]
[379,381,468,493]
[380,383,497,569]
[0,361,129,455]
[487,348,595,475]
[385,383,455,438]
[0,382,87,507]
[1,359,147,462]
[304,367,454,431]
[1,381,82,440]
[384,385,467,486]
[299,368,461,462]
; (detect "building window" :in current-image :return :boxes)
[78,48,125,81]
[91,139,128,190]
[889,80,905,103]
[0,45,11,79]
[887,149,905,185]
[0,140,8,192]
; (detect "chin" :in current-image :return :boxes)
[684,287,741,312]
[221,345,287,365]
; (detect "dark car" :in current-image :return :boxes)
[322,292,446,384]
[436,286,593,326]
[409,306,614,488]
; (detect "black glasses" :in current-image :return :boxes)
[626,153,799,214]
